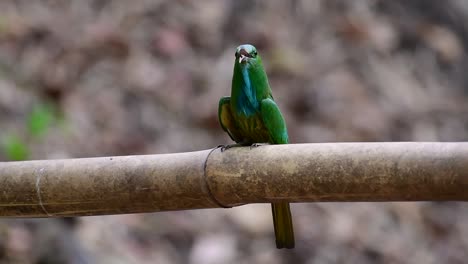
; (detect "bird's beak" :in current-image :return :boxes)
[239,54,246,64]
[238,48,250,64]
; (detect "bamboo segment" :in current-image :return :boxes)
[206,143,468,205]
[0,150,219,217]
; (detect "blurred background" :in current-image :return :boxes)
[1,0,468,263]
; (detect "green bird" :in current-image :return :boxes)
[218,44,295,249]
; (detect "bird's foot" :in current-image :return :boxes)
[250,143,270,149]
[217,143,242,152]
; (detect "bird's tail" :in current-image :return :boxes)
[271,202,295,249]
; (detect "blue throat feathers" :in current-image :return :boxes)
[236,65,259,116]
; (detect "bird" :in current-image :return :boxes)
[218,44,295,249]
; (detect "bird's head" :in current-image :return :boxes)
[235,44,259,66]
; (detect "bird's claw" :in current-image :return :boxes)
[249,143,269,149]
[217,144,227,152]
[218,143,268,152]
[217,144,235,152]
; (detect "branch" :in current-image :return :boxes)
[0,142,467,217]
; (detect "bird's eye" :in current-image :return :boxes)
[252,51,257,57]
[235,51,239,57]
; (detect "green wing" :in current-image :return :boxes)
[260,98,289,144]
[260,98,294,248]
[218,96,243,143]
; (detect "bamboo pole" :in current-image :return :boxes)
[0,142,467,217]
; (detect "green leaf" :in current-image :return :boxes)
[2,135,29,161]
[27,103,55,138]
